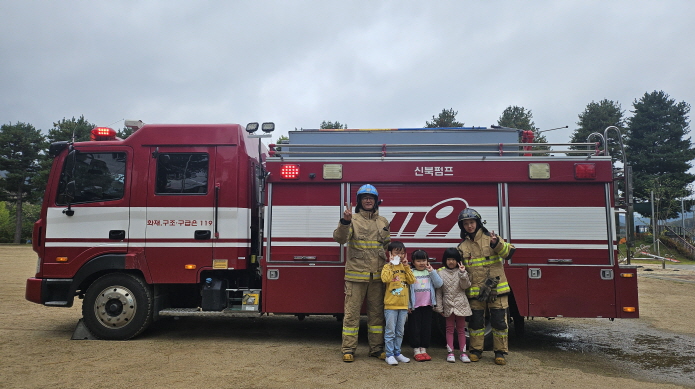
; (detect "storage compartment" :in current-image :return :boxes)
[228,289,260,311]
[201,278,227,311]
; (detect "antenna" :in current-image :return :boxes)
[538,125,568,134]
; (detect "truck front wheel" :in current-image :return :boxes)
[82,273,153,340]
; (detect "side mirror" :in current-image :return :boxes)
[62,180,76,216]
[65,150,76,177]
[66,181,76,201]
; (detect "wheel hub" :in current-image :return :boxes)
[94,285,137,329]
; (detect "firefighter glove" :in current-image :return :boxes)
[478,276,500,302]
[477,283,491,302]
[488,289,498,302]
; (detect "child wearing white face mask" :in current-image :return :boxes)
[381,241,415,366]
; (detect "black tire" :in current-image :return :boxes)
[82,273,153,340]
[507,292,525,336]
[511,313,525,336]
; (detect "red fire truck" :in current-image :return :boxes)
[25,122,639,340]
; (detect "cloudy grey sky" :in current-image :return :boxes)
[1,1,694,145]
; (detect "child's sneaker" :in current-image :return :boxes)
[446,353,456,363]
[385,356,398,365]
[395,354,410,363]
[460,353,471,363]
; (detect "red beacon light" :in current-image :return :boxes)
[280,164,300,179]
[90,127,118,141]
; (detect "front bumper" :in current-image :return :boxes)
[25,278,74,307]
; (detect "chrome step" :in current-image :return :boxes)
[157,308,261,318]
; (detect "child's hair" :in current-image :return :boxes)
[388,241,405,252]
[441,247,462,265]
[411,249,428,261]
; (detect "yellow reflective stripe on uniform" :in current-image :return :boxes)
[466,287,481,298]
[469,328,485,337]
[495,282,510,294]
[342,326,359,336]
[345,271,381,281]
[466,255,502,267]
[466,284,509,297]
[349,240,384,249]
[368,325,384,334]
[497,242,512,258]
[492,328,508,338]
[345,271,371,281]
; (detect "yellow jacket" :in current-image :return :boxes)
[381,263,415,310]
[457,229,512,299]
[333,209,391,282]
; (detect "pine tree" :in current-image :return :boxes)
[627,91,694,219]
[571,99,625,161]
[497,106,548,154]
[320,121,348,129]
[0,122,46,243]
[425,108,463,128]
[47,115,95,143]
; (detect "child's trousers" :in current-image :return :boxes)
[409,305,433,349]
[384,309,408,357]
[446,314,467,352]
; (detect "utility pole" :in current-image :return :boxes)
[652,191,664,269]
[682,197,685,237]
[625,165,634,264]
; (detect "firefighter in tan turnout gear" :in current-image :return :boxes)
[333,184,391,362]
[457,208,515,365]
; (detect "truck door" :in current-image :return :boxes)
[508,182,617,317]
[43,146,132,278]
[145,147,216,283]
[263,182,345,313]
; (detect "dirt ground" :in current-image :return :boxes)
[2,245,693,389]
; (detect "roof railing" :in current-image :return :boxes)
[268,142,602,158]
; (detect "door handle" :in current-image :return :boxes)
[195,230,211,240]
[109,230,126,240]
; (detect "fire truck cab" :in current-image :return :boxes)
[26,122,638,340]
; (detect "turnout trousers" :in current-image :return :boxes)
[341,278,385,355]
[468,295,509,353]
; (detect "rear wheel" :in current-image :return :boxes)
[82,273,153,340]
[508,292,525,336]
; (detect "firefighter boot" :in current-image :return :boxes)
[469,350,482,362]
[494,351,507,365]
[369,351,386,360]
